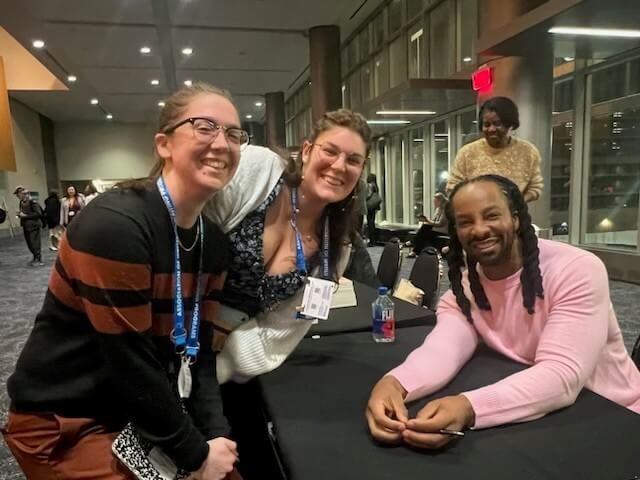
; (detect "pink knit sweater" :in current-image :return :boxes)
[389,239,640,428]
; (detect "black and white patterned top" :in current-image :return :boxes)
[222,179,318,317]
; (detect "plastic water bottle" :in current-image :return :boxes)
[372,286,395,343]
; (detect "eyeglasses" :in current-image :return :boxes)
[313,143,367,167]
[163,117,250,150]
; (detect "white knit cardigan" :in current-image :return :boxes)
[206,146,353,384]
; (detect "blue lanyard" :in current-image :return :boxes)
[157,177,204,361]
[290,187,330,280]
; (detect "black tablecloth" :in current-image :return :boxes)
[307,281,435,337]
[260,326,640,480]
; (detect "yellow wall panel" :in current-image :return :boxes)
[0,57,16,172]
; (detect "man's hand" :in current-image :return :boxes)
[402,395,475,449]
[366,375,409,444]
[194,437,238,480]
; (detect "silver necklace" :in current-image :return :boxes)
[178,220,200,252]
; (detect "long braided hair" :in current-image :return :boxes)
[446,175,544,323]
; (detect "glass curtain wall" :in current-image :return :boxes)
[338,0,478,103]
[409,127,426,221]
[431,120,450,204]
[584,95,640,249]
[550,78,574,240]
[390,135,405,223]
[408,23,425,78]
[456,109,478,150]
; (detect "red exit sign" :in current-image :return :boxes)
[472,66,492,92]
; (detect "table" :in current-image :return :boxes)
[307,281,435,337]
[260,326,640,480]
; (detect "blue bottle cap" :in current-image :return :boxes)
[377,286,388,296]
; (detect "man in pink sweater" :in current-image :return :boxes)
[366,174,640,449]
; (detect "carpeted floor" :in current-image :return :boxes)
[0,235,638,479]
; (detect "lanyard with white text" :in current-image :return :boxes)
[290,187,330,280]
[157,177,204,362]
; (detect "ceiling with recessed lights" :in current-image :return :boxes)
[0,0,384,124]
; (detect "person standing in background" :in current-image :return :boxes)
[366,173,382,245]
[13,186,44,266]
[44,191,62,251]
[446,96,543,203]
[84,183,99,204]
[60,185,85,227]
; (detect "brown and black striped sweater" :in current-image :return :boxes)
[7,186,230,472]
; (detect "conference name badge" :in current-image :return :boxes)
[300,277,334,320]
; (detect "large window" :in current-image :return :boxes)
[372,10,386,51]
[584,96,640,249]
[359,25,370,60]
[361,61,373,104]
[457,0,477,71]
[550,112,573,239]
[591,63,626,104]
[431,120,450,201]
[429,1,453,77]
[456,109,478,150]
[409,127,425,221]
[391,134,405,223]
[408,23,425,78]
[349,71,362,109]
[373,49,390,96]
[347,39,360,71]
[389,0,404,35]
[389,33,408,88]
[285,84,311,147]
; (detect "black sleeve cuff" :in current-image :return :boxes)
[169,424,209,472]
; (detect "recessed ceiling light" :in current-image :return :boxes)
[463,56,473,63]
[158,101,166,107]
[184,79,192,86]
[245,114,253,119]
[181,47,193,56]
[106,114,113,120]
[67,75,77,83]
[32,39,45,49]
[255,101,263,107]
[376,110,436,115]
[549,26,640,38]
[90,98,99,105]
[150,79,160,86]
[367,120,411,125]
[140,46,151,54]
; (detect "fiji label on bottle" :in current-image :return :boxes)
[381,309,395,339]
[373,306,395,339]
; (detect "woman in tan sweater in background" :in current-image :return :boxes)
[447,96,543,203]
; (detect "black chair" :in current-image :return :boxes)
[632,333,640,371]
[376,242,402,291]
[409,250,440,309]
[431,234,450,253]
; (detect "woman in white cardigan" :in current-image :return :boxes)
[206,110,379,479]
[207,110,379,385]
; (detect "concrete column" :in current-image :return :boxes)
[243,121,266,147]
[265,91,286,149]
[309,25,341,122]
[478,0,553,227]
